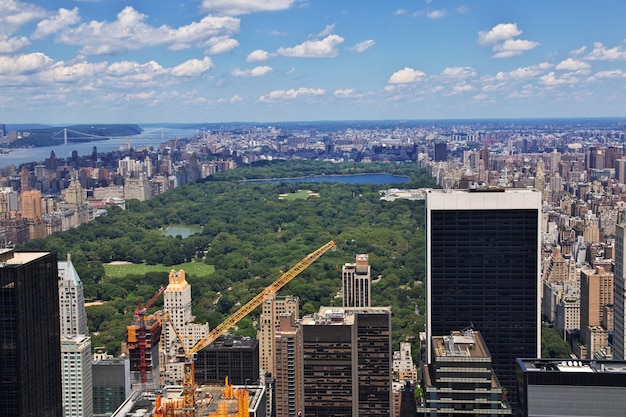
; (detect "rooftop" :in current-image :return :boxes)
[518,359,626,373]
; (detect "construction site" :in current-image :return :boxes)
[113,241,336,417]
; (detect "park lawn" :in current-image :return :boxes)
[279,190,315,200]
[104,261,215,278]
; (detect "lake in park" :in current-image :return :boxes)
[243,173,410,185]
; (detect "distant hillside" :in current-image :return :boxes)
[6,124,142,148]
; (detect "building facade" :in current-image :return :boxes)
[161,269,209,384]
[194,336,260,385]
[422,329,511,416]
[426,188,542,411]
[342,254,371,308]
[516,358,626,417]
[257,295,299,377]
[0,250,63,417]
[580,265,613,358]
[92,358,131,417]
[273,313,304,417]
[302,307,392,417]
[614,224,626,360]
[61,335,94,417]
[58,253,89,337]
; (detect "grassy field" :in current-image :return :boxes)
[279,190,318,200]
[103,261,215,278]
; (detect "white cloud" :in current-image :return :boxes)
[0,36,29,53]
[395,9,407,15]
[0,52,51,75]
[427,9,447,19]
[478,23,521,45]
[449,82,474,95]
[478,23,538,58]
[277,34,345,58]
[334,88,355,97]
[456,6,470,14]
[231,65,273,77]
[32,7,80,39]
[201,0,296,15]
[0,0,47,36]
[318,24,335,37]
[571,46,587,56]
[586,42,626,61]
[230,94,243,103]
[388,67,425,84]
[247,49,272,62]
[259,87,325,102]
[590,69,626,80]
[41,61,107,83]
[493,38,539,58]
[494,64,547,80]
[350,39,375,53]
[206,37,239,54]
[540,71,579,86]
[58,7,239,55]
[171,57,214,77]
[556,58,590,71]
[441,66,476,78]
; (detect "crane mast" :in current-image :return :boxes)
[165,240,336,417]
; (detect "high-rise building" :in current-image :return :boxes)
[274,313,304,417]
[92,357,131,417]
[161,269,209,384]
[614,224,626,360]
[342,254,371,308]
[0,250,63,417]
[302,306,392,417]
[421,329,511,416]
[126,315,162,387]
[434,142,447,162]
[58,253,89,337]
[258,295,299,377]
[61,335,93,417]
[580,266,613,358]
[516,358,626,417]
[194,336,260,385]
[425,188,541,411]
[58,253,92,417]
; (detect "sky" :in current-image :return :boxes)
[3,0,626,124]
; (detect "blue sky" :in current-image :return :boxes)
[3,0,626,123]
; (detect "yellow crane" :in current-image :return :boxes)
[158,240,336,417]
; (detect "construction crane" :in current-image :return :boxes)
[127,286,166,386]
[160,240,336,417]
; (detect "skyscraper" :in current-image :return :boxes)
[580,266,613,358]
[614,224,626,360]
[61,335,93,417]
[58,253,93,417]
[0,250,63,417]
[302,306,392,417]
[58,253,89,337]
[161,269,209,384]
[342,254,371,308]
[258,295,299,377]
[425,188,541,411]
[274,313,304,417]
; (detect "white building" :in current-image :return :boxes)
[61,335,93,417]
[161,269,209,383]
[58,253,89,337]
[393,342,417,381]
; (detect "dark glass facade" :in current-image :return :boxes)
[194,336,259,385]
[428,209,539,411]
[0,251,62,417]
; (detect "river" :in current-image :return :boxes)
[0,127,198,169]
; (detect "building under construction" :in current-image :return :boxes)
[126,315,162,387]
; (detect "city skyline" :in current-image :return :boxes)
[2,1,626,123]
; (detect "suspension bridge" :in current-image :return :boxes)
[51,127,195,145]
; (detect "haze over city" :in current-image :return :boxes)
[2,0,626,123]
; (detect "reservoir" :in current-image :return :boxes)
[161,225,203,238]
[244,173,410,185]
